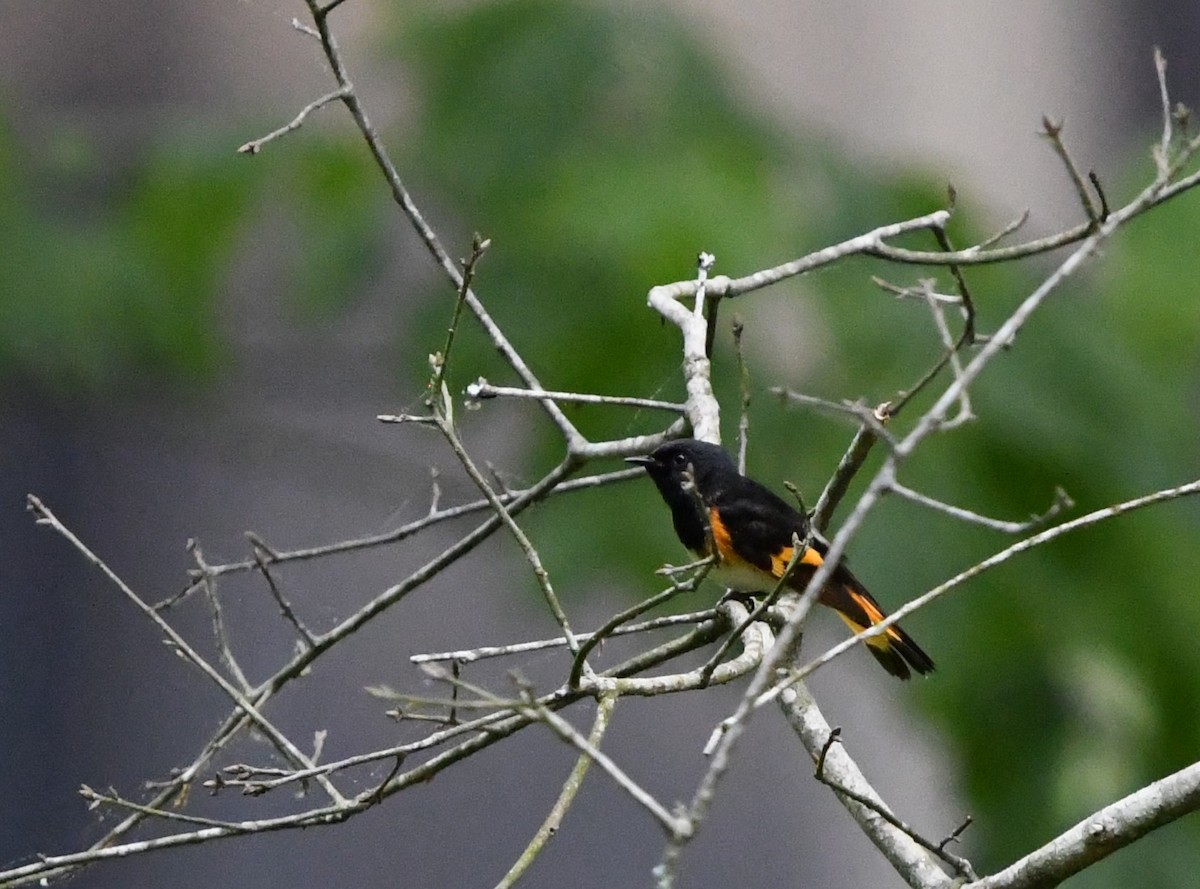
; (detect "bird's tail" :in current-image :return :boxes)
[822,567,935,680]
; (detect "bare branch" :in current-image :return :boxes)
[967,759,1200,889]
[14,20,1200,889]
[189,539,252,692]
[429,234,490,401]
[809,407,888,532]
[192,467,643,581]
[648,210,951,308]
[887,479,1073,533]
[780,692,957,888]
[410,609,716,665]
[812,732,977,879]
[466,378,684,413]
[1040,116,1102,224]
[251,545,316,647]
[732,315,751,474]
[647,255,721,443]
[435,417,589,670]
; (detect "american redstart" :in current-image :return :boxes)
[627,439,934,679]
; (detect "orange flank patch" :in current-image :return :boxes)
[707,508,736,562]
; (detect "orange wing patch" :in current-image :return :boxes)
[769,544,824,579]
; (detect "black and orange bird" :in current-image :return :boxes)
[627,439,934,679]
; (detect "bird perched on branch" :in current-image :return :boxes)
[627,439,934,679]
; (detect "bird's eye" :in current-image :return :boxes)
[672,452,688,466]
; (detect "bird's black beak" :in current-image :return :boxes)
[624,455,654,467]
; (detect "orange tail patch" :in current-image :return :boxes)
[835,591,905,651]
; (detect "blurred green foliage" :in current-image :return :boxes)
[0,115,388,390]
[6,0,1199,883]
[0,125,253,386]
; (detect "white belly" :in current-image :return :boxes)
[709,560,778,594]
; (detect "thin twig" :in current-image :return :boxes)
[237,86,350,155]
[1154,46,1173,177]
[732,316,751,474]
[291,17,320,39]
[466,378,685,413]
[437,417,589,674]
[1088,170,1110,222]
[189,540,252,692]
[1041,116,1101,224]
[300,0,585,449]
[888,479,1073,533]
[879,220,978,428]
[80,785,247,832]
[917,282,973,428]
[813,730,977,879]
[939,815,974,852]
[429,234,490,403]
[494,694,616,889]
[411,609,716,664]
[875,276,961,305]
[932,214,978,342]
[183,467,643,583]
[809,412,886,533]
[447,661,462,726]
[772,389,898,449]
[977,209,1030,249]
[251,545,316,646]
[568,558,715,689]
[427,467,442,516]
